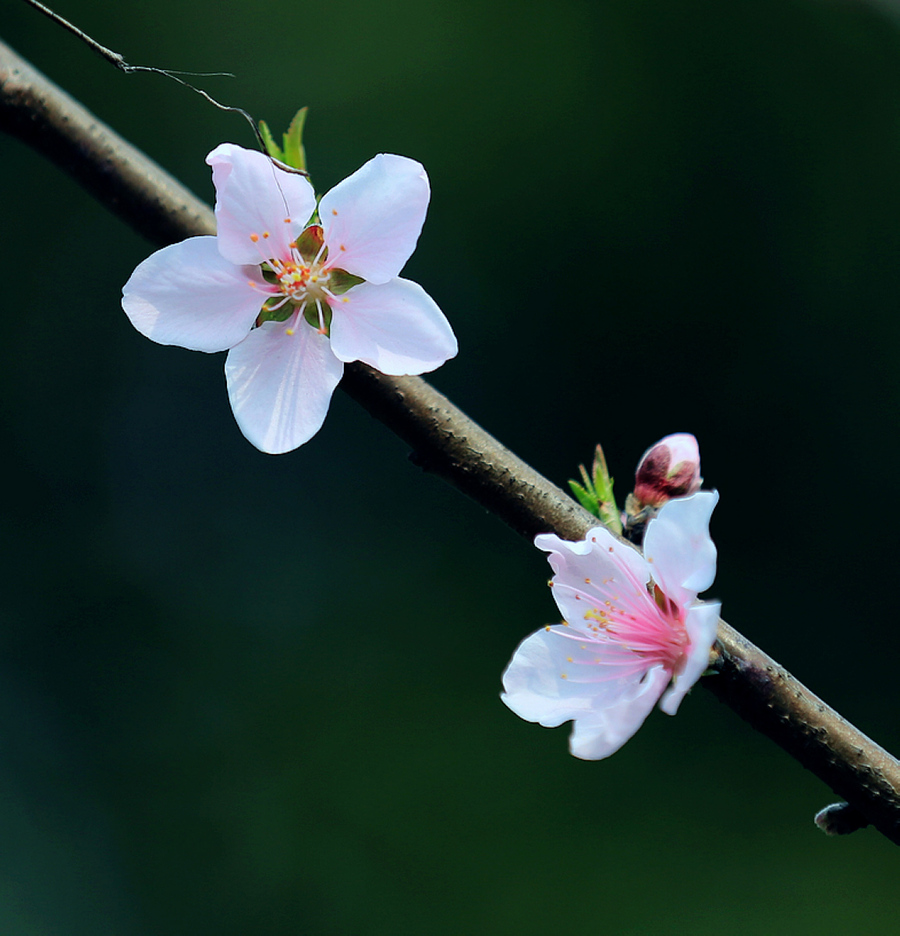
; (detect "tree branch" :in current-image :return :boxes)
[3,37,898,843]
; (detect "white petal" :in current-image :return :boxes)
[659,601,720,715]
[643,491,719,607]
[207,143,317,265]
[224,321,344,454]
[501,625,654,728]
[329,278,457,374]
[502,628,595,727]
[501,623,674,760]
[122,236,264,352]
[534,527,651,631]
[568,666,670,760]
[319,154,430,284]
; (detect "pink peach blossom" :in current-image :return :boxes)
[501,491,720,759]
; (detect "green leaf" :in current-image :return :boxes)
[282,107,308,172]
[258,120,284,163]
[568,479,600,517]
[597,500,622,535]
[568,443,622,534]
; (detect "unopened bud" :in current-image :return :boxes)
[633,433,701,508]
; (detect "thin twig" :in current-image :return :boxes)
[1,37,898,843]
[19,0,309,175]
[22,0,231,77]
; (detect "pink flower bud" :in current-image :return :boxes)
[633,433,701,508]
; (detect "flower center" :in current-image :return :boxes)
[271,255,332,308]
[250,224,363,336]
[582,581,689,673]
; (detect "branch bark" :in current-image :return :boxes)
[4,38,899,843]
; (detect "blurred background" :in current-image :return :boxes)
[2,0,900,932]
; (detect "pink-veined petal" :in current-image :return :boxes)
[501,625,654,729]
[643,491,719,607]
[224,320,344,454]
[319,154,430,284]
[122,236,265,352]
[502,623,659,717]
[535,527,652,629]
[659,600,720,716]
[329,278,457,374]
[207,143,316,266]
[568,666,670,760]
[502,628,595,727]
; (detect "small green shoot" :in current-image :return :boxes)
[258,107,308,172]
[568,443,622,535]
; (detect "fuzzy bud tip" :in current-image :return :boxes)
[633,433,702,508]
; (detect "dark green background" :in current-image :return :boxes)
[2,0,900,932]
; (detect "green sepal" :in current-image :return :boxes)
[282,107,308,172]
[257,300,294,324]
[303,302,333,334]
[328,269,365,295]
[295,224,324,262]
[258,120,284,163]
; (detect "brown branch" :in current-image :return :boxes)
[3,37,899,843]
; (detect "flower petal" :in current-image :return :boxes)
[534,527,652,630]
[502,622,669,760]
[659,601,720,716]
[568,666,670,759]
[501,625,654,728]
[122,236,264,352]
[642,490,719,607]
[207,143,317,265]
[328,278,457,374]
[319,154,430,284]
[502,627,595,728]
[224,321,344,454]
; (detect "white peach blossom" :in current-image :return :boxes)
[123,144,457,453]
